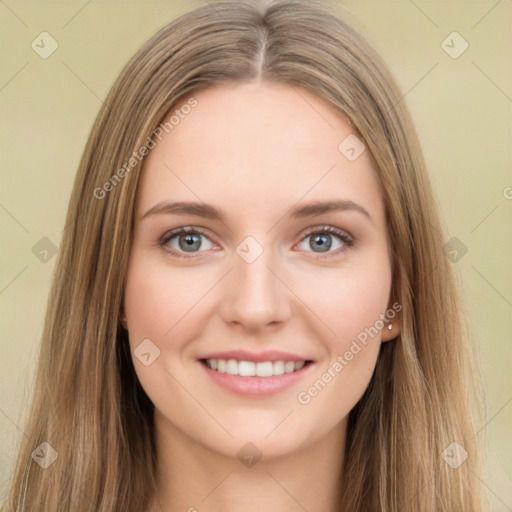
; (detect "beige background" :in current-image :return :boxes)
[1,0,511,508]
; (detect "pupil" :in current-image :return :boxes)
[180,233,201,251]
[312,234,331,252]
[177,233,333,253]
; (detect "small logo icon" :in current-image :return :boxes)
[237,442,262,468]
[443,237,468,263]
[441,441,468,469]
[134,338,161,366]
[32,237,58,263]
[32,442,58,469]
[236,236,263,264]
[338,134,365,161]
[31,32,59,59]
[441,32,468,59]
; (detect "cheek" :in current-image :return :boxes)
[123,253,199,406]
[300,260,391,346]
[123,251,207,342]
[124,265,167,342]
[293,256,391,401]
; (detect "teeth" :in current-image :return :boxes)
[239,361,256,377]
[205,359,308,377]
[284,361,295,373]
[273,361,285,375]
[256,361,273,377]
[226,359,238,375]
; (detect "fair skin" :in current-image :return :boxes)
[123,81,400,512]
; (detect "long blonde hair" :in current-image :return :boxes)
[4,0,486,510]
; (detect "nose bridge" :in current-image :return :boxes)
[221,234,291,329]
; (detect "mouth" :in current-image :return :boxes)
[197,352,315,397]
[201,358,313,377]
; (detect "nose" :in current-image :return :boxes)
[219,242,292,333]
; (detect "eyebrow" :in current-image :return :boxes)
[141,199,372,223]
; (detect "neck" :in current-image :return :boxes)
[146,411,346,512]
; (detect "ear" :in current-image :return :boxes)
[381,299,402,342]
[119,308,128,330]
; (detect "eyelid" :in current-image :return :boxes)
[299,225,353,242]
[158,226,218,259]
[158,224,354,259]
[294,225,354,259]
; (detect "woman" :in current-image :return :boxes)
[5,0,486,510]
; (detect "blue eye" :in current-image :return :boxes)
[297,226,353,257]
[159,225,354,259]
[160,227,214,258]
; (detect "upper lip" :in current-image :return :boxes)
[199,350,313,363]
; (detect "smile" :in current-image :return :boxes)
[203,358,308,377]
[199,356,314,397]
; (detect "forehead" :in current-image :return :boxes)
[135,81,384,225]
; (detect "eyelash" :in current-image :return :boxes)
[158,225,354,260]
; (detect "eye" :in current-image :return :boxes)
[296,226,353,258]
[158,225,354,260]
[159,227,215,258]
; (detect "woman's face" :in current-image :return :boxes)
[123,81,399,460]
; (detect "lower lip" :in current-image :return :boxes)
[199,361,313,398]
